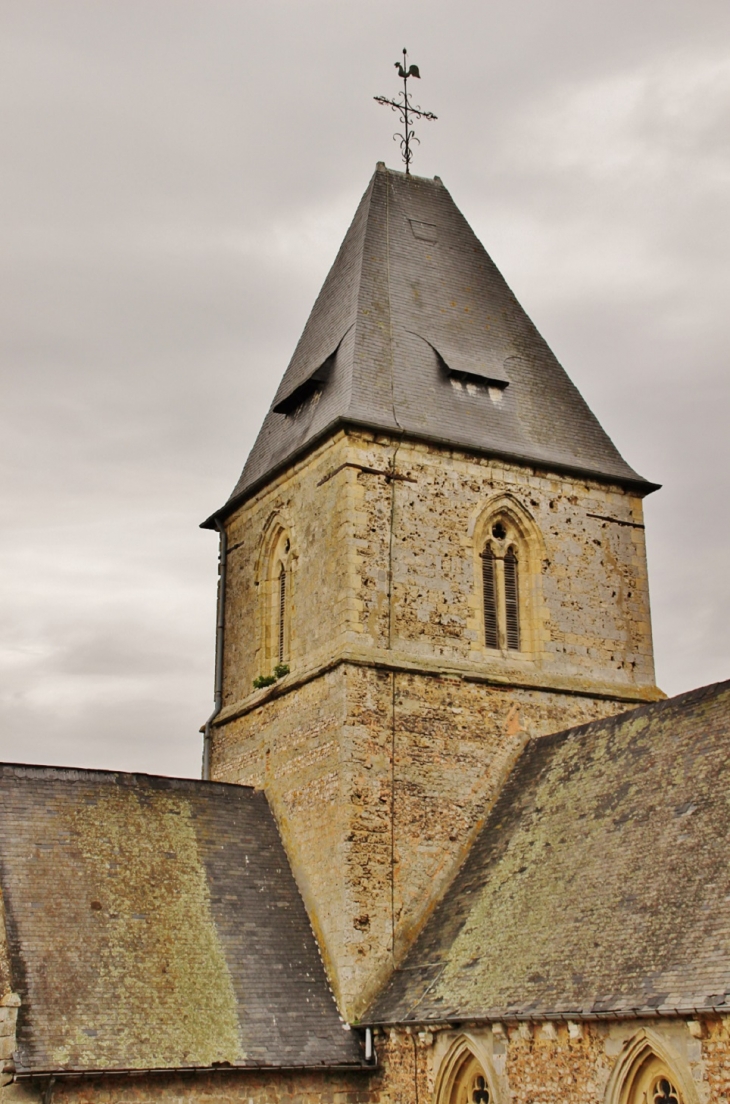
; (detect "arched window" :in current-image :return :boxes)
[255,519,294,676]
[480,520,521,651]
[625,1056,683,1104]
[434,1041,497,1104]
[604,1030,696,1104]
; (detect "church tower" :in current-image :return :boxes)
[202,164,660,1019]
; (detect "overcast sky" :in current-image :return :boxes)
[1,0,728,778]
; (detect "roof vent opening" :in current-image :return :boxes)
[273,350,337,416]
[442,360,509,390]
[422,338,510,392]
[409,219,438,243]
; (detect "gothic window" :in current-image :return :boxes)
[626,1059,684,1104]
[436,1046,496,1104]
[603,1030,696,1104]
[480,520,521,651]
[605,1038,692,1104]
[256,522,294,676]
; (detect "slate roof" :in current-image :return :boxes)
[207,164,655,525]
[0,766,364,1073]
[367,679,730,1024]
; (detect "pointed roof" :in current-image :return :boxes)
[206,165,655,524]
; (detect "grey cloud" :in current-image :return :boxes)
[1,0,728,774]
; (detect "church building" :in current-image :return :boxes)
[1,163,729,1104]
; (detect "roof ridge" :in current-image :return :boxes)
[0,761,258,791]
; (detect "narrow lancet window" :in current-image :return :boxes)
[278,565,286,663]
[481,546,499,648]
[504,548,520,650]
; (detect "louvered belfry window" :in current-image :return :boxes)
[504,548,520,650]
[481,522,522,651]
[278,565,286,662]
[481,546,499,649]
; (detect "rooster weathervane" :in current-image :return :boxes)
[374,49,437,174]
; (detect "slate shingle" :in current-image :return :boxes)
[205,164,655,526]
[0,768,363,1072]
[366,680,730,1024]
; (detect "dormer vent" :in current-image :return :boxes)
[409,218,438,242]
[418,334,510,390]
[273,347,338,415]
[205,166,653,525]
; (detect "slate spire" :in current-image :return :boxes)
[207,164,653,524]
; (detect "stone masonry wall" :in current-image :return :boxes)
[212,428,659,1018]
[213,664,348,986]
[219,429,657,718]
[221,431,354,703]
[213,662,639,1018]
[378,1017,721,1104]
[0,994,19,1093]
[0,1067,372,1104]
[344,433,656,693]
[2,1016,725,1104]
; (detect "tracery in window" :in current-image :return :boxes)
[605,1030,695,1104]
[626,1057,684,1104]
[653,1077,680,1104]
[480,522,521,651]
[434,1038,497,1104]
[470,1074,491,1104]
[472,495,545,659]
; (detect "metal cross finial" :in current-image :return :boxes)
[374,48,437,174]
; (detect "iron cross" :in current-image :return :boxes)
[374,48,437,174]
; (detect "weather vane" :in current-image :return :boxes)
[374,48,437,174]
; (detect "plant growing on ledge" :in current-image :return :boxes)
[252,675,276,690]
[253,664,290,690]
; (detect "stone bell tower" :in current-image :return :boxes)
[201,164,661,1019]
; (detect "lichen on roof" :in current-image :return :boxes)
[52,786,241,1070]
[0,768,363,1073]
[367,679,730,1024]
